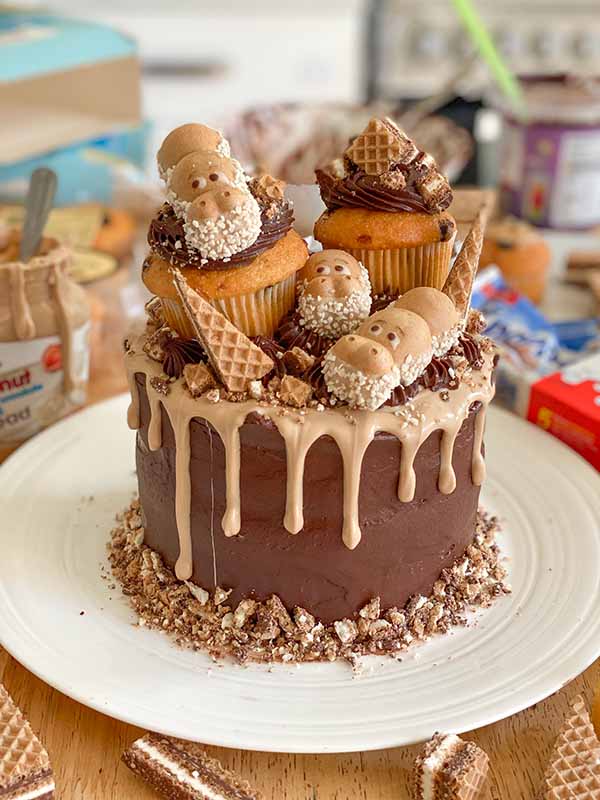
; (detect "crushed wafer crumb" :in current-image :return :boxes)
[107,501,509,665]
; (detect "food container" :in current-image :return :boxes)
[0,230,91,452]
[495,75,600,230]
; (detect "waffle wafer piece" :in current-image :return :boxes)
[413,733,489,800]
[442,208,487,320]
[542,695,600,799]
[345,117,418,176]
[172,269,273,392]
[0,684,54,800]
[123,733,262,800]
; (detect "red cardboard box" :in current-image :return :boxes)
[527,353,600,470]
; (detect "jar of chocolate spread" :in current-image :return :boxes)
[496,75,600,230]
[0,229,90,449]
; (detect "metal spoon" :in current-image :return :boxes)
[20,167,57,263]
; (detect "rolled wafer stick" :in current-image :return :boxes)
[442,207,488,320]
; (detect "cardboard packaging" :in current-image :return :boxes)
[0,10,147,204]
[527,353,600,470]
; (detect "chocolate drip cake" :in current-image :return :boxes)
[111,119,507,664]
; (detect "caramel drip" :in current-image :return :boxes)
[8,264,35,340]
[147,384,163,451]
[50,264,78,401]
[472,404,487,486]
[126,341,496,576]
[438,425,460,495]
[168,406,193,580]
[126,370,140,430]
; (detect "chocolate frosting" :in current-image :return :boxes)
[316,167,430,214]
[274,312,335,358]
[162,338,206,379]
[135,382,483,622]
[148,200,293,271]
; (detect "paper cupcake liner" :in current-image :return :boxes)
[161,272,297,338]
[348,235,456,296]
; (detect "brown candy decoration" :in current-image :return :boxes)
[345,117,418,176]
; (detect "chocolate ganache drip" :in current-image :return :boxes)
[148,189,293,271]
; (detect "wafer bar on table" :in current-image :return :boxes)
[123,733,262,800]
[542,694,600,800]
[0,684,54,800]
[413,732,489,800]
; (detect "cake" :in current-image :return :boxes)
[110,122,507,664]
[313,117,456,297]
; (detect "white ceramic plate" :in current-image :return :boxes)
[1,395,600,754]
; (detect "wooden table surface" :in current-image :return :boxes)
[1,276,599,800]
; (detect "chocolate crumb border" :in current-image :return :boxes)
[108,500,510,666]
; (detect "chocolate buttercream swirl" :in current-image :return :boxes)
[274,312,335,358]
[162,337,206,379]
[148,199,293,271]
[386,334,482,407]
[316,167,431,214]
[252,336,286,381]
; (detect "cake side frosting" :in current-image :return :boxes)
[125,336,495,582]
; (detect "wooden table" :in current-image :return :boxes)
[1,295,599,799]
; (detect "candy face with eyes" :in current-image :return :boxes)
[358,307,432,367]
[303,274,364,300]
[168,151,245,203]
[299,250,364,284]
[157,123,230,177]
[188,186,252,223]
[296,250,372,339]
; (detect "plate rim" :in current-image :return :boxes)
[1,395,600,753]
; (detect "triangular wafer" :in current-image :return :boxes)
[542,695,600,800]
[0,684,55,799]
[345,117,418,175]
[171,270,273,392]
[442,208,487,320]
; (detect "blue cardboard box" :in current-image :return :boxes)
[0,10,147,204]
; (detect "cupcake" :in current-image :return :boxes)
[144,123,308,337]
[314,117,456,296]
[480,216,550,304]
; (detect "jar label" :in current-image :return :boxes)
[0,322,90,444]
[500,119,600,229]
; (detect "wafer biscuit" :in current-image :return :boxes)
[172,269,273,392]
[0,684,54,800]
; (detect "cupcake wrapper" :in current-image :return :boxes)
[161,272,297,338]
[348,235,456,297]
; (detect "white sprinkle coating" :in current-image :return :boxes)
[397,347,434,386]
[431,323,462,357]
[322,352,400,410]
[298,263,372,338]
[298,289,372,338]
